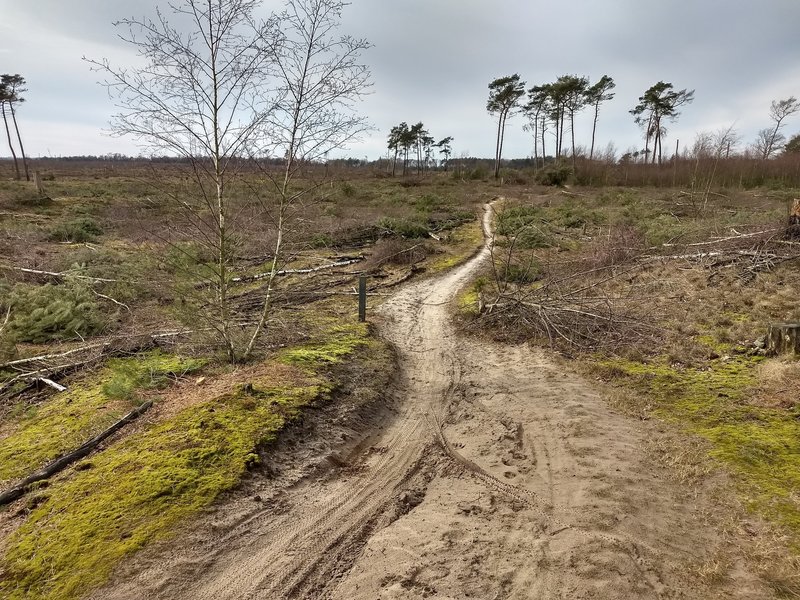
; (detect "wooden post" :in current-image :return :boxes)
[358,276,367,322]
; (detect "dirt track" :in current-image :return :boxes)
[92,204,777,599]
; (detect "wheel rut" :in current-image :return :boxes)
[91,204,497,600]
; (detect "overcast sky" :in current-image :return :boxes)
[1,0,799,160]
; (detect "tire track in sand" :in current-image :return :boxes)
[93,203,498,600]
[198,203,498,599]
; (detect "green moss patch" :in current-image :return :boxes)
[0,352,203,486]
[0,381,318,600]
[279,322,369,367]
[596,353,800,546]
[457,289,481,316]
[428,219,484,273]
[0,322,372,600]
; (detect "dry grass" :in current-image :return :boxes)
[753,360,800,409]
[634,399,800,596]
[463,186,800,358]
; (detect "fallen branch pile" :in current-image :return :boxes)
[0,329,204,401]
[231,256,364,283]
[0,263,133,284]
[476,264,658,352]
[646,226,800,284]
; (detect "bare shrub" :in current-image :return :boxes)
[366,238,430,268]
[585,225,646,269]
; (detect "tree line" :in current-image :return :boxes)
[487,74,695,177]
[484,73,798,178]
[386,122,452,176]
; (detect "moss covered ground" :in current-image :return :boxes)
[427,219,484,273]
[0,352,203,486]
[595,351,800,547]
[0,322,371,600]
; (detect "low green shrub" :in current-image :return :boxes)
[500,259,540,283]
[1,280,107,343]
[496,205,542,235]
[639,213,694,247]
[48,217,103,243]
[535,163,572,186]
[0,332,16,361]
[499,168,529,185]
[552,202,607,229]
[413,193,444,213]
[467,166,489,180]
[310,233,334,248]
[511,228,555,249]
[377,216,429,238]
[496,205,553,248]
[102,352,205,402]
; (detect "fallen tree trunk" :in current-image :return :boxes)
[0,342,110,370]
[231,257,364,284]
[660,229,778,249]
[766,323,800,356]
[0,264,129,283]
[0,400,154,506]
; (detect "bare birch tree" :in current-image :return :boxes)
[87,0,280,361]
[89,0,370,362]
[242,0,371,360]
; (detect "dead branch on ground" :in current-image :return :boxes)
[0,400,154,506]
[476,260,658,352]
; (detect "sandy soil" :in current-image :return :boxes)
[90,204,779,599]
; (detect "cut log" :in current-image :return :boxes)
[766,323,800,356]
[37,377,67,392]
[0,400,153,506]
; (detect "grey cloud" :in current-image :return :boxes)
[1,0,798,158]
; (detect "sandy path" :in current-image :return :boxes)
[92,204,775,599]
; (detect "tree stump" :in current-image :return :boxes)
[787,199,800,239]
[766,323,800,356]
[33,171,45,196]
